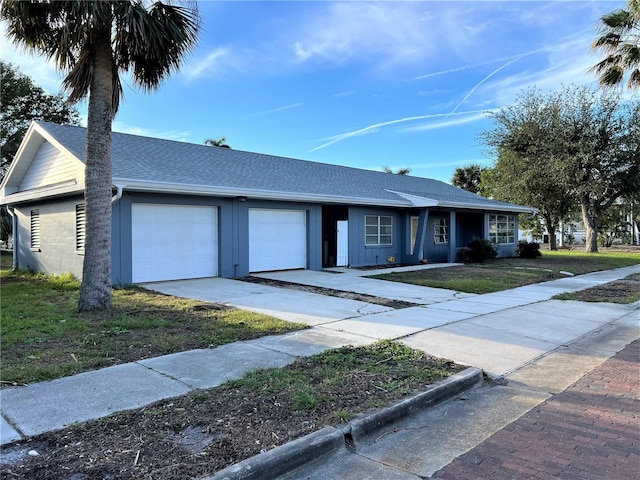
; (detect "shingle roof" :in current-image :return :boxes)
[35,121,532,212]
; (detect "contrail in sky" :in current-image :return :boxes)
[449,53,533,114]
[241,102,304,119]
[310,110,486,152]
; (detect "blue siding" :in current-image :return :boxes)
[14,191,526,285]
[347,207,405,268]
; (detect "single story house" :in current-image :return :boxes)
[0,121,535,284]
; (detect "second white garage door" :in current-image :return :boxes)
[249,209,306,272]
[132,204,218,282]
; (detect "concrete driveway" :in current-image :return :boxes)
[142,277,391,326]
[144,265,640,377]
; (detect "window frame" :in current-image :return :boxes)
[434,217,449,244]
[365,215,393,246]
[30,209,40,250]
[489,214,516,244]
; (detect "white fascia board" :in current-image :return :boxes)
[1,180,83,205]
[115,179,412,207]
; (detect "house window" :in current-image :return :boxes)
[489,214,515,244]
[30,209,40,249]
[76,204,86,251]
[365,215,392,246]
[434,218,448,244]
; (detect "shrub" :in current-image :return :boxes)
[457,238,497,263]
[517,240,541,259]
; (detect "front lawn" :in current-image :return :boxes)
[0,267,306,385]
[372,250,640,294]
[2,341,465,479]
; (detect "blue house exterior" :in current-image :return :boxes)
[1,121,535,284]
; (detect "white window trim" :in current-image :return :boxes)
[489,214,516,244]
[365,215,393,246]
[434,217,449,244]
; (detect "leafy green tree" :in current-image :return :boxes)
[451,163,485,194]
[481,87,575,250]
[1,61,80,175]
[481,85,639,253]
[591,0,640,90]
[561,87,639,252]
[204,137,231,148]
[1,1,201,311]
[382,165,411,175]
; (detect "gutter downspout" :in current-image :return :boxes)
[111,184,125,204]
[6,206,17,270]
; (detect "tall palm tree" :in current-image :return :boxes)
[204,137,231,148]
[591,0,640,90]
[1,1,201,311]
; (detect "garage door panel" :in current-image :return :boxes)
[249,209,306,272]
[132,204,218,282]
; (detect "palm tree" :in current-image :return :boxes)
[0,1,201,311]
[451,163,484,194]
[382,165,411,175]
[591,0,640,90]
[204,137,231,148]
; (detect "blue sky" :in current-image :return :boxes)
[0,1,625,183]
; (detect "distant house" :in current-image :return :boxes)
[0,121,535,284]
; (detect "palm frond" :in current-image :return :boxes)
[114,1,201,91]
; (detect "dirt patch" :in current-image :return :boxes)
[558,273,640,303]
[241,276,419,309]
[0,346,463,480]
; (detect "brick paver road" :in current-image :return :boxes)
[433,339,640,480]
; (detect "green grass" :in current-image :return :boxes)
[1,268,306,385]
[223,340,458,415]
[373,250,640,294]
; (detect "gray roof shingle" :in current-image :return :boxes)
[37,121,531,212]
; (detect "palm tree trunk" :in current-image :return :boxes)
[78,29,113,311]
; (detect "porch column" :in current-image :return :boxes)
[411,209,429,263]
[448,210,457,263]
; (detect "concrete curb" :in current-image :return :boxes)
[346,367,484,442]
[203,367,484,480]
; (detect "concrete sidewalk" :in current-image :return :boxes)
[1,264,638,452]
[280,322,639,480]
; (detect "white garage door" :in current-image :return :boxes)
[249,209,306,272]
[132,204,218,282]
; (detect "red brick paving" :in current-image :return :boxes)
[433,339,640,480]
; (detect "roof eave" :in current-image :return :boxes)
[1,180,83,206]
[114,179,412,207]
[438,200,536,214]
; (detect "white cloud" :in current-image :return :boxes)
[112,121,192,142]
[182,47,232,80]
[289,3,444,68]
